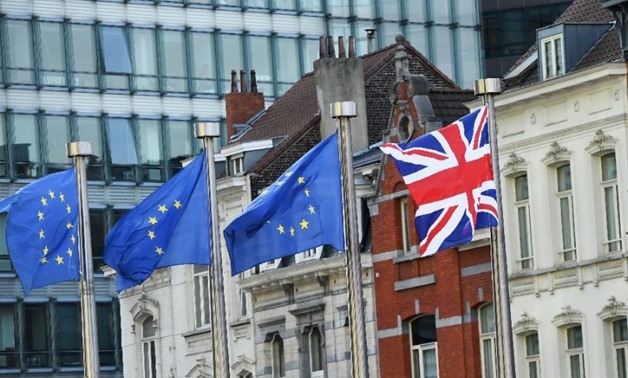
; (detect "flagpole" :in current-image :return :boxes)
[66,142,100,378]
[194,122,230,377]
[331,101,370,378]
[474,79,515,378]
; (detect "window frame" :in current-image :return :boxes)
[541,34,564,80]
[141,316,158,378]
[613,318,628,378]
[193,265,211,329]
[600,153,622,253]
[514,174,533,270]
[409,315,439,378]
[525,332,541,378]
[565,325,585,378]
[270,333,285,378]
[479,304,497,378]
[556,163,577,262]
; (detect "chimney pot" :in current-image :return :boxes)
[250,69,258,93]
[327,36,335,58]
[319,36,327,59]
[240,70,247,93]
[338,36,346,58]
[230,70,238,93]
[348,36,356,58]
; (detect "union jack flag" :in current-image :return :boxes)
[380,106,498,256]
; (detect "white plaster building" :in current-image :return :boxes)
[491,1,628,377]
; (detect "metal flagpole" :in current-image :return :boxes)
[474,79,515,378]
[331,101,370,378]
[66,142,101,378]
[194,122,230,377]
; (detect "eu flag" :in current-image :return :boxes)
[104,151,210,291]
[0,169,80,295]
[224,133,345,275]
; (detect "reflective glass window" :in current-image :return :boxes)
[300,0,323,12]
[70,24,98,88]
[138,119,163,182]
[90,209,106,271]
[380,22,402,47]
[24,303,50,368]
[330,19,351,40]
[380,0,400,20]
[301,38,319,73]
[457,28,481,89]
[190,32,217,94]
[246,0,268,7]
[248,35,273,95]
[57,303,81,368]
[216,0,241,6]
[272,0,295,10]
[354,21,375,55]
[7,20,35,85]
[219,34,244,91]
[44,115,71,173]
[431,27,454,80]
[429,0,450,23]
[99,26,131,90]
[0,215,12,272]
[76,117,104,180]
[0,115,7,178]
[353,0,374,19]
[39,22,67,87]
[132,28,158,91]
[106,118,137,182]
[0,304,18,368]
[168,120,193,175]
[329,0,350,17]
[162,30,188,93]
[406,2,427,22]
[455,0,478,25]
[275,38,300,96]
[405,24,429,56]
[13,114,40,179]
[97,302,116,366]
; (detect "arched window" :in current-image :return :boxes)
[142,317,157,378]
[410,315,438,378]
[307,326,324,377]
[565,325,584,378]
[479,304,496,378]
[612,317,627,378]
[271,333,285,378]
[524,332,541,378]
[600,153,622,253]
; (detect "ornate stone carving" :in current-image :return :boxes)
[573,101,580,112]
[586,129,616,155]
[513,312,539,335]
[542,142,571,166]
[552,305,583,327]
[502,152,528,177]
[598,296,627,320]
[530,113,536,124]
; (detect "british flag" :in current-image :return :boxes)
[380,106,498,257]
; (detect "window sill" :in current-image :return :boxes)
[0,273,17,279]
[183,327,211,338]
[393,251,421,264]
[230,318,250,327]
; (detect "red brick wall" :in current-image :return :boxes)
[225,91,265,140]
[372,153,494,377]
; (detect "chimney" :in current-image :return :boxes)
[314,35,369,151]
[225,69,265,141]
[366,29,376,53]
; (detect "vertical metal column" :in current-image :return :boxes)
[194,122,230,378]
[474,79,515,378]
[331,101,370,378]
[66,141,100,378]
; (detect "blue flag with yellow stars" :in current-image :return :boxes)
[104,151,210,291]
[0,169,80,295]
[224,133,345,275]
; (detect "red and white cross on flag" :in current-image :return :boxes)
[380,106,498,256]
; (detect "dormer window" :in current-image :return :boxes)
[230,154,244,175]
[541,34,564,79]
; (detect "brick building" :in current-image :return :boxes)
[370,42,495,378]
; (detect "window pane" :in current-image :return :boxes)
[76,117,104,180]
[138,119,163,182]
[71,24,98,88]
[567,326,582,349]
[518,207,530,261]
[431,26,454,80]
[604,186,619,244]
[248,36,273,95]
[422,348,438,378]
[0,304,18,368]
[602,153,617,181]
[455,0,478,25]
[13,114,40,178]
[57,303,82,368]
[39,22,67,86]
[614,319,628,342]
[411,315,436,345]
[429,0,450,23]
[560,197,573,251]
[556,38,563,75]
[97,303,116,366]
[106,118,137,181]
[300,0,323,12]
[406,2,427,22]
[45,115,71,169]
[219,34,244,91]
[480,304,495,334]
[25,303,50,368]
[301,38,319,73]
[457,28,481,89]
[482,339,495,378]
[272,0,295,10]
[569,355,581,378]
[0,215,12,272]
[310,327,322,371]
[515,175,529,201]
[405,24,429,57]
[90,209,106,271]
[167,120,193,174]
[276,38,300,96]
[0,115,7,177]
[354,0,374,19]
[132,28,158,91]
[329,0,349,17]
[143,317,156,338]
[380,0,400,20]
[330,19,351,40]
[100,26,132,73]
[526,333,539,356]
[162,30,188,92]
[617,348,627,378]
[246,0,268,7]
[190,32,216,94]
[380,22,402,48]
[7,20,35,85]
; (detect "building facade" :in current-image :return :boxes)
[493,0,628,377]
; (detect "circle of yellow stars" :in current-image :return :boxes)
[262,171,318,239]
[145,199,183,256]
[37,189,76,265]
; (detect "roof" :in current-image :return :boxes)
[227,38,474,194]
[503,0,620,89]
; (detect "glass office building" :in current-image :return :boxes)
[0,0,481,375]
